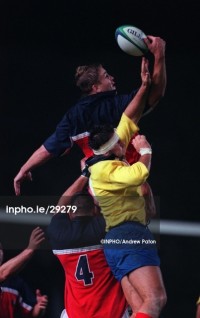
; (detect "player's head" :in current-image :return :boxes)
[75,64,115,95]
[89,125,125,159]
[70,191,100,219]
[0,242,4,265]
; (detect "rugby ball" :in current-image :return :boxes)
[115,25,148,56]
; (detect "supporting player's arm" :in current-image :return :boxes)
[57,175,88,207]
[131,135,152,171]
[0,227,45,282]
[141,182,156,222]
[125,57,151,123]
[57,158,89,207]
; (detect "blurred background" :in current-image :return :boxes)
[0,0,199,317]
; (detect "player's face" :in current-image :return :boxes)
[111,139,125,158]
[96,67,116,92]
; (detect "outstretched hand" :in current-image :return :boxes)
[14,170,32,196]
[27,227,45,250]
[143,36,166,58]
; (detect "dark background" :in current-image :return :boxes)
[0,0,200,317]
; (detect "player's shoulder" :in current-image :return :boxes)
[1,275,24,289]
[92,214,106,226]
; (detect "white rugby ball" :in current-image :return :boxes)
[115,25,148,56]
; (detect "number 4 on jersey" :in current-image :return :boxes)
[75,255,94,285]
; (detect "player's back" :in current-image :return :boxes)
[47,213,127,318]
[54,245,127,318]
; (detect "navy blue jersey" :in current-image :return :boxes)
[47,214,128,318]
[47,213,106,249]
[0,275,36,318]
[43,90,138,157]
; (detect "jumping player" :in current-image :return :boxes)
[14,35,166,195]
[87,59,167,318]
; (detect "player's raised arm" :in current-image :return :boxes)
[124,57,151,123]
[0,227,45,282]
[144,35,166,109]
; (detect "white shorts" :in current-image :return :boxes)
[60,308,130,318]
[60,309,68,318]
[122,308,130,318]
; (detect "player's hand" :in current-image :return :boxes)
[80,157,87,171]
[32,289,48,316]
[131,134,151,153]
[36,289,48,309]
[14,170,32,196]
[27,227,45,250]
[144,36,166,58]
[80,157,90,178]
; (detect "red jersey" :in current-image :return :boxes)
[74,133,140,164]
[53,245,127,318]
[0,276,36,318]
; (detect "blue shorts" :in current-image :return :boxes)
[103,222,160,281]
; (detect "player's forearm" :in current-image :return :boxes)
[20,145,53,174]
[0,249,34,282]
[148,55,166,108]
[141,182,156,221]
[58,176,88,206]
[124,84,150,123]
[138,154,152,171]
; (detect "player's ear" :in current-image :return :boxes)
[92,83,101,93]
